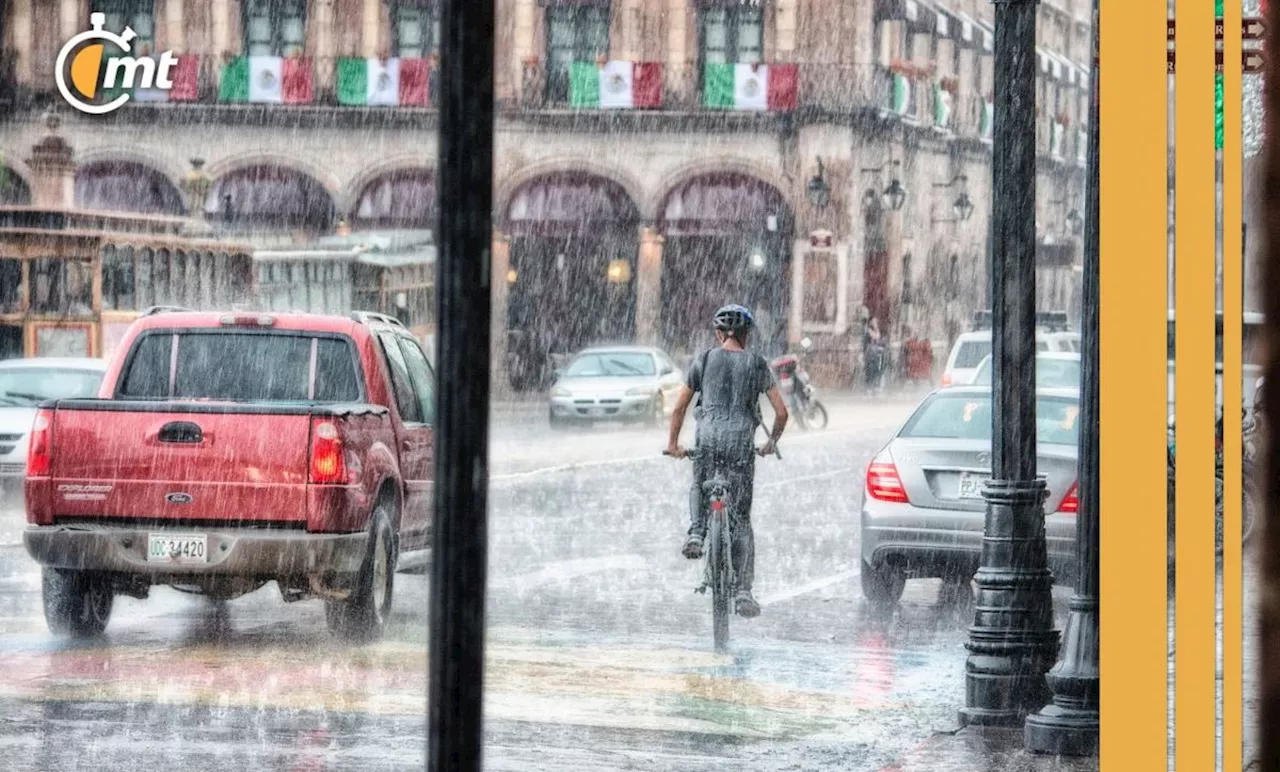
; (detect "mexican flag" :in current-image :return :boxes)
[890,73,911,115]
[219,56,314,104]
[932,82,953,128]
[569,61,662,108]
[337,57,430,106]
[703,63,797,111]
[979,98,993,140]
[1050,121,1066,157]
[129,54,200,102]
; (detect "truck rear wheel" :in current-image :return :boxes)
[43,569,113,638]
[326,504,396,643]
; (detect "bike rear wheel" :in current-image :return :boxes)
[806,401,829,430]
[707,512,731,652]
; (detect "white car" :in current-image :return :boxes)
[0,358,109,502]
[940,330,1079,387]
[548,345,684,429]
[971,351,1082,391]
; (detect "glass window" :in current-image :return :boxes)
[165,333,359,402]
[102,245,136,311]
[900,393,1081,446]
[119,332,173,398]
[397,336,436,425]
[545,4,610,103]
[564,351,656,377]
[699,5,762,66]
[378,333,423,423]
[245,0,307,57]
[395,0,439,59]
[30,259,93,315]
[0,367,103,406]
[953,340,991,369]
[100,0,155,54]
[0,258,20,313]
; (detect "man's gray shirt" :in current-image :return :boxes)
[687,347,775,449]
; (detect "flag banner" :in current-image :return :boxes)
[167,55,200,101]
[890,73,912,115]
[703,63,797,111]
[569,61,663,108]
[247,56,283,103]
[979,99,993,140]
[282,58,313,104]
[218,56,250,102]
[339,57,430,106]
[932,81,953,128]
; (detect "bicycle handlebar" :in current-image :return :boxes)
[663,446,782,460]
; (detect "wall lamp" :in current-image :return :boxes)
[860,159,906,211]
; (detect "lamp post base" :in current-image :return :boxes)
[1024,704,1099,756]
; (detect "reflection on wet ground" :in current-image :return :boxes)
[0,405,1085,771]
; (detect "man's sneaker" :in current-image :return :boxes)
[735,591,761,618]
[682,533,704,560]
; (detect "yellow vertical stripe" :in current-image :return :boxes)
[1100,0,1169,767]
[1220,1,1244,768]
[1174,0,1217,767]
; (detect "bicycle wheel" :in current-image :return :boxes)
[707,511,731,652]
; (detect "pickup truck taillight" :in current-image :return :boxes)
[309,418,348,484]
[27,409,53,477]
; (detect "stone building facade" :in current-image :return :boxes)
[0,0,1091,389]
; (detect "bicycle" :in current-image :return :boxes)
[665,443,781,652]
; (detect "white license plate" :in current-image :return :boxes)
[957,474,988,500]
[147,533,208,564]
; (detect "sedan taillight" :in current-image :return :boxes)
[1056,481,1079,514]
[866,457,910,504]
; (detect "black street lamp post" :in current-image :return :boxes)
[959,0,1060,727]
[1023,0,1100,755]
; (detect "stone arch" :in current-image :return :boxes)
[0,153,34,200]
[75,148,187,197]
[74,158,186,216]
[341,155,434,214]
[348,165,436,231]
[206,153,342,196]
[649,157,789,222]
[0,157,33,205]
[498,159,649,224]
[206,163,338,235]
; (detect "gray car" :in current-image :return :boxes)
[0,357,109,503]
[548,345,684,429]
[859,385,1081,605]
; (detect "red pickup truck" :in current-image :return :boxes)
[23,309,436,641]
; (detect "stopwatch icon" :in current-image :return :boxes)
[55,13,139,115]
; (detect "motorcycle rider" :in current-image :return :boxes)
[666,304,789,618]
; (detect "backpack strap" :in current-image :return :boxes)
[694,347,711,409]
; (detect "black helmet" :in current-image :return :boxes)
[713,304,755,334]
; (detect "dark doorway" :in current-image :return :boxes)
[658,173,793,359]
[863,203,890,328]
[504,173,640,391]
[0,326,21,360]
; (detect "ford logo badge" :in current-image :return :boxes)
[165,492,194,505]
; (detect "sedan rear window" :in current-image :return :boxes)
[900,393,1080,446]
[119,332,361,402]
[973,357,1081,390]
[952,341,992,369]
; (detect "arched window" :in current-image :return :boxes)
[76,161,185,215]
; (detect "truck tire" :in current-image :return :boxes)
[326,504,396,642]
[43,569,113,638]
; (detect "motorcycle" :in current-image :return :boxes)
[769,338,828,430]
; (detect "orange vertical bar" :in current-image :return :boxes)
[1100,0,1169,767]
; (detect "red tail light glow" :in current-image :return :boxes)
[710,499,726,511]
[309,419,348,484]
[1056,481,1079,514]
[866,460,909,503]
[941,372,953,387]
[26,409,53,477]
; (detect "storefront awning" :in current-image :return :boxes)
[876,0,939,33]
[956,12,993,52]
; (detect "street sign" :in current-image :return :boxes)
[1244,17,1267,41]
[1245,49,1267,73]
[1167,17,1267,42]
[1168,19,1176,40]
[1168,50,1176,75]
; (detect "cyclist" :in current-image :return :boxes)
[666,304,789,618]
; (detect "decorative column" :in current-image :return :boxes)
[665,0,687,105]
[959,0,1059,727]
[635,225,663,346]
[182,158,212,220]
[1023,1,1099,755]
[163,0,185,52]
[315,0,335,93]
[59,0,77,42]
[212,0,230,58]
[27,113,74,208]
[774,0,797,61]
[11,0,31,85]
[490,228,511,395]
[362,0,380,58]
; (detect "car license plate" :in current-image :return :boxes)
[957,474,988,500]
[147,533,208,564]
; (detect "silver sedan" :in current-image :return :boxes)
[548,346,684,429]
[858,385,1081,605]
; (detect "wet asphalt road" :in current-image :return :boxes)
[0,396,1078,771]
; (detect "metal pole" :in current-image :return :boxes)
[428,0,494,767]
[959,0,1060,727]
[1257,0,1280,764]
[1023,0,1100,754]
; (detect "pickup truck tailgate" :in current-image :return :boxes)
[48,406,311,524]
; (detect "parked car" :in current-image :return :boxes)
[22,310,434,641]
[548,345,684,429]
[971,351,1082,391]
[859,386,1081,605]
[0,358,108,504]
[939,331,1078,387]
